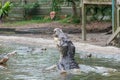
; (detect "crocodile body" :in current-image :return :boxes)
[53,28,79,71]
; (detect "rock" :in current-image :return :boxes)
[0,51,17,64]
[0,56,9,64]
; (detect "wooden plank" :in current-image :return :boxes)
[107,27,120,45]
[117,8,120,28]
[112,0,115,33]
[117,7,120,38]
[114,0,117,32]
[83,2,112,5]
[9,14,24,18]
[83,0,120,5]
[83,0,112,5]
[8,17,24,21]
[83,0,112,2]
[81,0,86,41]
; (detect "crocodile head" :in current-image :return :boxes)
[53,28,71,57]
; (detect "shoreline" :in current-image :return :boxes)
[0,35,119,54]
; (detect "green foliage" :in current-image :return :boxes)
[2,16,52,27]
[32,15,51,22]
[59,15,80,24]
[64,0,80,7]
[23,2,39,18]
[51,0,61,13]
[0,1,12,19]
[86,5,112,21]
[72,17,80,23]
[50,0,62,20]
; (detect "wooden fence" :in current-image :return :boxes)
[8,7,81,21]
[5,0,119,21]
[0,0,79,21]
[8,7,25,21]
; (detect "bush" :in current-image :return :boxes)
[32,15,51,23]
[59,15,80,24]
[0,1,13,21]
[23,2,39,19]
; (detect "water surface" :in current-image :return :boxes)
[0,43,120,80]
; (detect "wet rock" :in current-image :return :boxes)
[41,47,47,51]
[0,56,9,64]
[7,51,17,57]
[0,51,17,64]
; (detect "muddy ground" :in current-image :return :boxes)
[0,21,120,56]
[0,21,112,46]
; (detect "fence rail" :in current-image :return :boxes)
[83,0,120,5]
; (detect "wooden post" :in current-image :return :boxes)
[106,27,120,45]
[107,0,120,45]
[114,0,118,32]
[112,0,115,33]
[112,0,117,32]
[117,8,120,28]
[116,5,120,47]
[81,0,86,41]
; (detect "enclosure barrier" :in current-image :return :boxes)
[81,0,120,46]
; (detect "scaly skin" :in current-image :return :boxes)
[53,28,79,71]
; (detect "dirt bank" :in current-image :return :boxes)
[0,21,111,34]
[0,35,119,55]
[1,21,119,57]
[0,21,112,46]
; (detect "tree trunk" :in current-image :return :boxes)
[70,0,77,17]
[0,16,2,23]
[0,14,3,23]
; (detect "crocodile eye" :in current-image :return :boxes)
[53,34,58,37]
[54,30,56,33]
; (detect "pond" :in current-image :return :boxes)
[0,42,120,80]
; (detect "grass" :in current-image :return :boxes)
[1,17,52,27]
[0,15,81,27]
[58,16,80,24]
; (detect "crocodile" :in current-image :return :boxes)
[53,28,80,73]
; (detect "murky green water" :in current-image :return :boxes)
[0,43,120,80]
